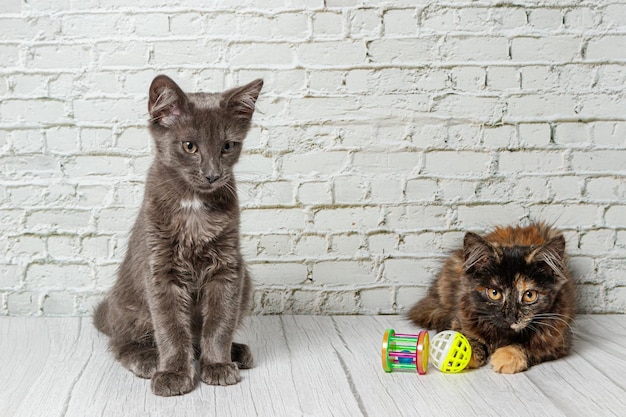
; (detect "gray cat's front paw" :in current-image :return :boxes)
[200,362,241,386]
[151,371,195,396]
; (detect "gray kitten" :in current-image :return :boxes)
[94,75,263,396]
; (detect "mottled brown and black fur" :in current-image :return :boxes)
[408,223,576,374]
[94,75,263,396]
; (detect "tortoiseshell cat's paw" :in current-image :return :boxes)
[231,342,254,369]
[200,362,241,386]
[151,371,196,397]
[466,339,488,369]
[490,345,528,374]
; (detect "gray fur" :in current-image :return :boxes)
[94,75,263,396]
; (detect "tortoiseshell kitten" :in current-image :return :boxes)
[408,223,576,373]
[94,75,263,396]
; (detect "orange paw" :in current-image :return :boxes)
[490,345,528,374]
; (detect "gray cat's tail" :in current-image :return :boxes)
[93,298,111,336]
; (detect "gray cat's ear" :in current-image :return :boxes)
[527,235,566,280]
[223,79,263,121]
[463,232,499,273]
[148,75,188,127]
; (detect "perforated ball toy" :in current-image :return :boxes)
[381,329,429,375]
[429,330,472,373]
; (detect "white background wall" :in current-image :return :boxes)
[0,0,625,316]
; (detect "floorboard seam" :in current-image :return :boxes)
[331,317,369,417]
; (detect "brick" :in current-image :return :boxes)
[527,9,563,30]
[314,207,381,232]
[498,150,564,174]
[97,42,149,67]
[441,37,510,61]
[383,258,440,284]
[249,262,307,285]
[482,125,516,148]
[311,260,374,285]
[580,229,615,255]
[554,122,589,145]
[383,9,417,36]
[396,286,429,312]
[457,204,526,227]
[321,291,359,314]
[571,150,626,173]
[359,287,393,313]
[527,204,602,228]
[606,206,626,227]
[385,205,449,229]
[1,99,67,124]
[368,38,438,63]
[602,5,626,28]
[152,40,223,66]
[282,151,347,177]
[298,40,365,66]
[295,235,327,257]
[432,95,502,121]
[9,235,45,258]
[520,65,559,90]
[564,8,599,30]
[518,123,551,147]
[585,177,626,200]
[298,182,332,205]
[47,235,80,260]
[424,151,491,176]
[42,292,75,315]
[352,151,419,175]
[230,42,294,67]
[169,13,204,36]
[586,36,626,60]
[25,210,92,233]
[487,67,520,90]
[7,292,40,316]
[368,232,399,254]
[512,37,581,61]
[9,129,45,154]
[312,12,344,37]
[241,209,306,233]
[0,265,21,288]
[349,8,380,38]
[451,66,485,92]
[329,233,363,256]
[25,264,92,289]
[45,126,79,153]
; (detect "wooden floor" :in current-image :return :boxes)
[1,315,625,417]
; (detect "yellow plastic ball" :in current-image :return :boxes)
[430,330,472,373]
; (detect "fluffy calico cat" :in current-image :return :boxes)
[408,223,576,374]
[94,75,263,396]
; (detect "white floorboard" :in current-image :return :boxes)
[1,315,625,417]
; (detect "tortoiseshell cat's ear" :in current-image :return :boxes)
[463,232,500,273]
[148,75,189,127]
[527,235,567,281]
[222,79,263,121]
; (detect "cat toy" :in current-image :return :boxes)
[382,329,430,375]
[381,329,471,374]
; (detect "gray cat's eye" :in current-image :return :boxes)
[183,141,198,154]
[223,142,236,152]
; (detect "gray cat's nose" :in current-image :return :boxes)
[206,175,220,184]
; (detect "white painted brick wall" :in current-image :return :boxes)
[0,0,625,316]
